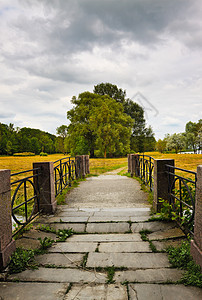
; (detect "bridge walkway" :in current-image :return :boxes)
[0,168,201,299]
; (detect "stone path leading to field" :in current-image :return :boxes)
[1,169,202,299]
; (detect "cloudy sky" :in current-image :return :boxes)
[0,0,202,139]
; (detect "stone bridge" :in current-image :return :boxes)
[0,167,201,299]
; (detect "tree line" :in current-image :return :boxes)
[59,83,156,158]
[156,119,202,153]
[0,123,58,155]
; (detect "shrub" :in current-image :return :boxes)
[13,152,35,156]
[40,152,48,156]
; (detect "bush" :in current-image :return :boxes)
[13,152,35,156]
[40,152,48,156]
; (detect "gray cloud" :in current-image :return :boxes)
[0,0,202,138]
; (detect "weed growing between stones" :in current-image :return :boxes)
[106,266,115,284]
[166,240,202,287]
[8,248,37,274]
[37,224,57,233]
[139,229,158,253]
[56,228,74,242]
[9,236,55,274]
[81,253,88,268]
[38,237,54,249]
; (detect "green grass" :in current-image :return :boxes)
[166,240,202,287]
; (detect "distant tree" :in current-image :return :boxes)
[156,138,167,153]
[185,119,202,153]
[56,125,68,154]
[144,126,156,151]
[166,133,186,153]
[6,140,13,155]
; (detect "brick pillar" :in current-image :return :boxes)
[130,154,135,177]
[33,162,56,214]
[153,159,175,212]
[134,154,140,177]
[191,165,202,269]
[0,170,16,270]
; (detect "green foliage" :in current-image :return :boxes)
[40,152,48,156]
[166,241,202,287]
[37,224,57,234]
[56,228,74,242]
[67,91,133,157]
[0,122,57,155]
[8,248,37,274]
[106,266,116,284]
[139,229,152,241]
[13,152,35,156]
[166,133,186,153]
[81,253,88,268]
[37,237,54,249]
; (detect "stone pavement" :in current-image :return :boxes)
[0,169,202,300]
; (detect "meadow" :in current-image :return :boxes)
[0,152,201,175]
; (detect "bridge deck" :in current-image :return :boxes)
[1,170,201,299]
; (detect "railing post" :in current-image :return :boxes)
[153,159,175,212]
[33,162,56,214]
[191,165,202,269]
[0,169,16,270]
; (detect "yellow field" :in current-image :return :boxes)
[145,152,202,173]
[0,153,201,175]
[0,154,68,174]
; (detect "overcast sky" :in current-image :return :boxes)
[0,0,202,139]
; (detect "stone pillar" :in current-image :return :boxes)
[85,155,90,174]
[191,165,202,269]
[81,155,86,177]
[128,154,131,173]
[130,154,135,177]
[33,162,56,214]
[153,159,175,212]
[134,154,140,177]
[75,156,82,179]
[0,170,16,270]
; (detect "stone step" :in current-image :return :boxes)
[9,268,107,284]
[86,252,170,268]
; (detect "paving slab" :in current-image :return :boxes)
[93,210,151,217]
[15,237,40,250]
[9,267,107,283]
[132,221,177,233]
[43,216,89,223]
[88,216,130,222]
[23,230,57,241]
[128,284,202,300]
[152,239,186,251]
[114,268,184,283]
[99,241,151,252]
[86,223,130,233]
[69,233,142,242]
[86,253,170,268]
[0,282,68,300]
[64,284,128,300]
[130,216,150,222]
[50,223,86,232]
[148,227,185,241]
[48,242,98,253]
[56,211,93,217]
[35,253,84,268]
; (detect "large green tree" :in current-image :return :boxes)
[66,92,133,157]
[93,83,153,152]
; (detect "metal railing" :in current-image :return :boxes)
[138,154,154,191]
[165,164,197,234]
[54,157,78,197]
[11,167,41,236]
